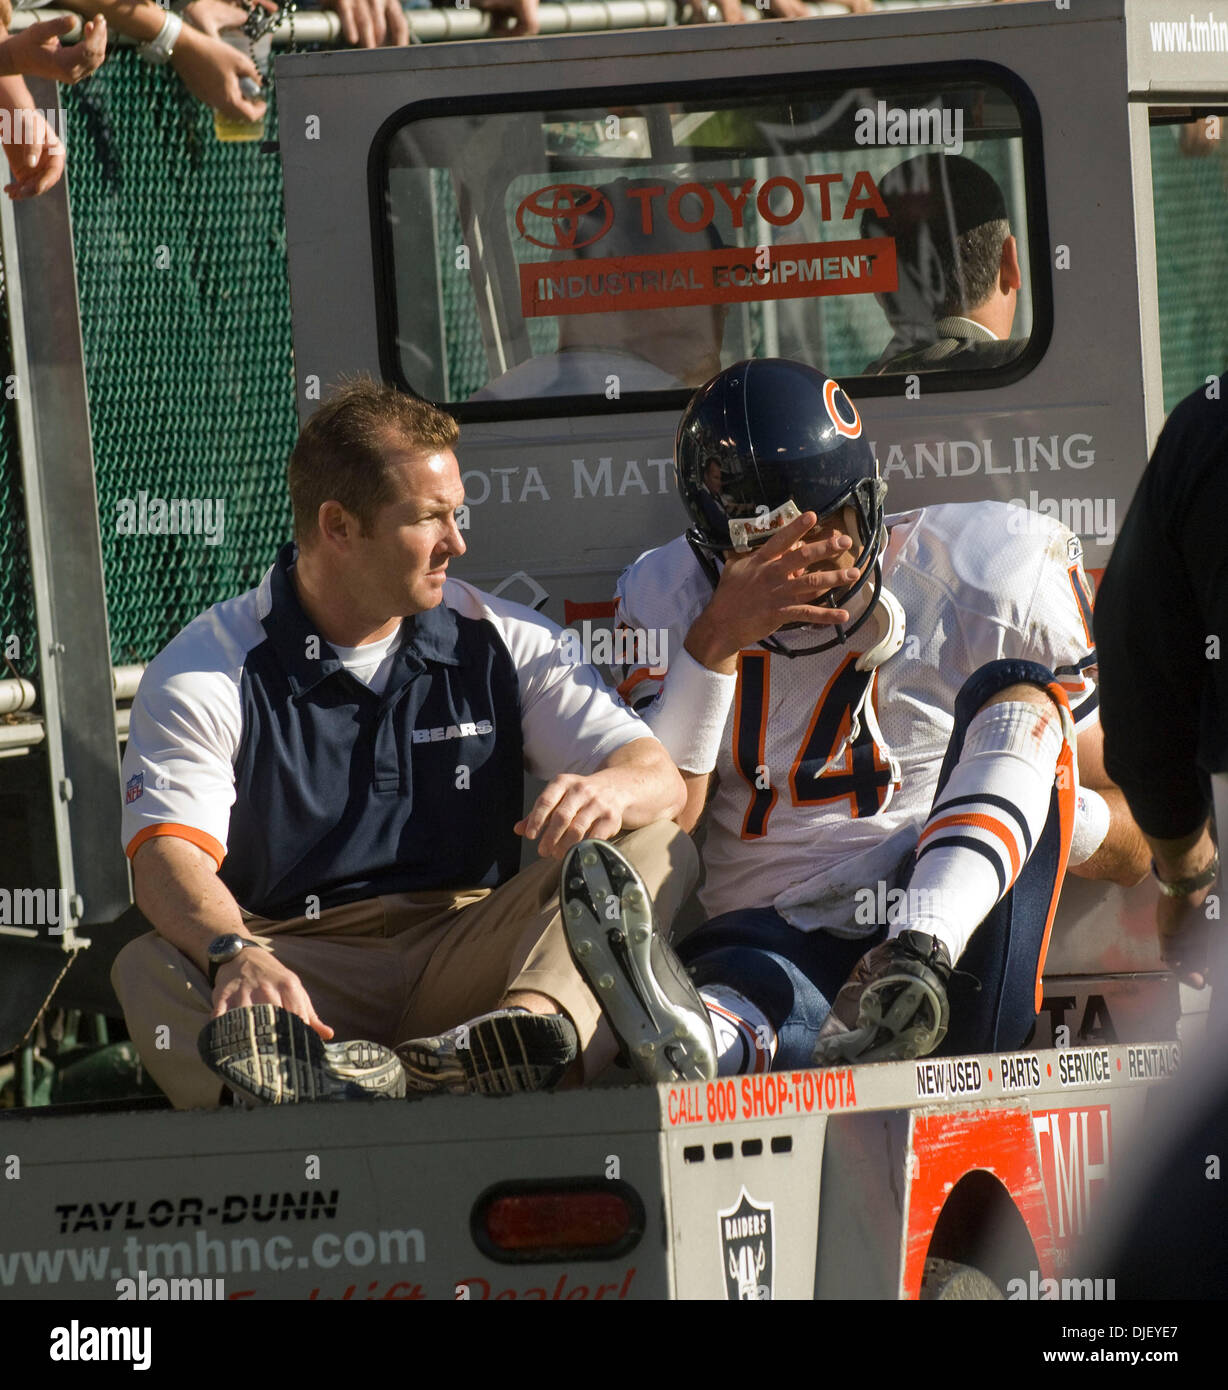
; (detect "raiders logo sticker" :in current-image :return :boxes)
[718,1188,774,1301]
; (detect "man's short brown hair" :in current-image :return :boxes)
[287,378,460,547]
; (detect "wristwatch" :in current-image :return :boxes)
[138,9,184,66]
[206,933,273,986]
[1151,848,1220,898]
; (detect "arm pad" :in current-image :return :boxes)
[1068,785,1111,866]
[640,645,736,775]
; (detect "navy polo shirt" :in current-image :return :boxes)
[122,544,648,919]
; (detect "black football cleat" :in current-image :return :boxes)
[561,839,715,1084]
[199,1004,406,1104]
[811,930,952,1066]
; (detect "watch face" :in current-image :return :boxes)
[208,933,246,964]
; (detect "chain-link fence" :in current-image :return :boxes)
[1151,122,1228,415]
[0,49,305,681]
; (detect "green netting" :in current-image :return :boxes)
[65,50,305,670]
[0,48,324,678]
[1150,123,1228,413]
[436,167,489,402]
[0,252,34,677]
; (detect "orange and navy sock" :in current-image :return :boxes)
[904,701,1063,962]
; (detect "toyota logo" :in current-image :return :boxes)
[515,184,614,251]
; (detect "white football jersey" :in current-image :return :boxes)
[614,501,1098,937]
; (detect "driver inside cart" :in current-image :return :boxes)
[861,153,1028,376]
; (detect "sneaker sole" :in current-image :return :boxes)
[200,1005,406,1104]
[561,840,714,1084]
[812,976,946,1066]
[398,1012,578,1096]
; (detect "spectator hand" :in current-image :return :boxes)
[329,0,410,47]
[181,0,277,40]
[170,24,266,124]
[1,15,107,84]
[678,0,871,21]
[470,0,540,37]
[1,91,64,199]
[678,0,745,23]
[212,946,335,1039]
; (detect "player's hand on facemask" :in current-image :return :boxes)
[684,510,862,673]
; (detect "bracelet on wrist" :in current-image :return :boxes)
[138,9,184,65]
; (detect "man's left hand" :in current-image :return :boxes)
[516,772,625,858]
[1148,823,1219,988]
[516,740,686,856]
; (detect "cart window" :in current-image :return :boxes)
[378,70,1042,408]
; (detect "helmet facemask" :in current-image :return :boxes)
[686,467,888,659]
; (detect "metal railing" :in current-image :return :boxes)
[0,665,143,754]
[12,0,999,45]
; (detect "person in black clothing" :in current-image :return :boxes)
[1096,373,1227,990]
[1092,373,1228,1300]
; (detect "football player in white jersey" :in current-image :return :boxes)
[559,358,1148,1081]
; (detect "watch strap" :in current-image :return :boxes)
[1151,848,1220,898]
[207,933,274,987]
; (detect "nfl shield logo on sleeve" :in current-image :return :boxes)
[125,772,144,804]
[718,1188,774,1300]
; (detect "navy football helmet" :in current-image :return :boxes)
[675,358,887,655]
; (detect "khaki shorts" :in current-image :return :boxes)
[113,821,698,1109]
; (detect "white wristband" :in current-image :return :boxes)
[139,9,183,65]
[641,644,736,774]
[1069,786,1111,866]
